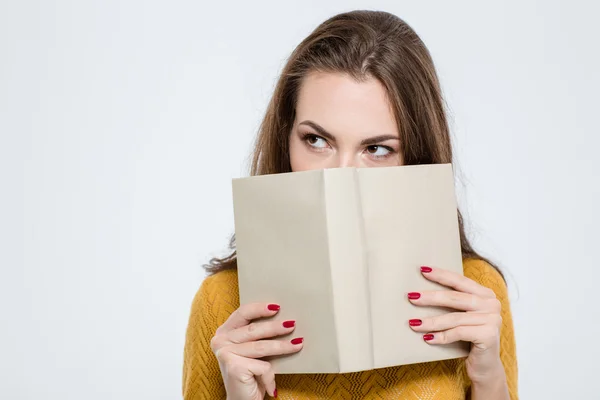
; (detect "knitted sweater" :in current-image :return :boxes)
[183,258,518,399]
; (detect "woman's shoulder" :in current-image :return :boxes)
[462,257,503,279]
[462,257,508,298]
[201,268,239,293]
[190,269,240,327]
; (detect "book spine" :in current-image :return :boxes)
[354,168,375,371]
[323,168,373,373]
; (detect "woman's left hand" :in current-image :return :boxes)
[407,265,507,386]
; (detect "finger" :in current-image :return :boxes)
[226,337,304,359]
[220,354,277,398]
[249,359,276,398]
[228,319,296,344]
[220,302,281,332]
[408,312,501,332]
[409,290,482,311]
[422,325,500,350]
[419,266,496,298]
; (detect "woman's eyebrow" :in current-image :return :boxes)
[299,120,399,146]
[298,120,336,143]
[360,135,400,146]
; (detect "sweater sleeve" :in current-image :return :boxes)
[463,259,519,400]
[182,275,227,400]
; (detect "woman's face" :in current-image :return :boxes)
[289,71,402,171]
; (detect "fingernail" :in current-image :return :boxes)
[282,320,295,328]
[273,388,278,398]
[408,292,421,300]
[267,304,280,311]
[409,319,422,327]
[420,266,432,273]
[423,334,434,341]
[291,337,304,345]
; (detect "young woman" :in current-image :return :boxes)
[183,10,518,400]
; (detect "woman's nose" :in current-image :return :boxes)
[334,152,360,168]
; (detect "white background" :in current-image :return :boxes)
[1,1,598,399]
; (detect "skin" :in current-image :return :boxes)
[211,71,509,400]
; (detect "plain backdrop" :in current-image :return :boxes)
[1,1,598,399]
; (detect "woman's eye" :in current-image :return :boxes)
[305,134,328,148]
[366,145,391,157]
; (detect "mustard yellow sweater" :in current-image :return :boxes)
[183,258,518,399]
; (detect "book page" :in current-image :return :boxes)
[233,170,341,373]
[357,164,470,368]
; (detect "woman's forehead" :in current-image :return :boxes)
[295,71,399,139]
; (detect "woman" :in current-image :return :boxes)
[183,10,518,400]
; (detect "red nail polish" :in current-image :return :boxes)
[282,320,295,328]
[408,292,421,300]
[273,388,278,398]
[267,304,280,311]
[420,266,432,273]
[423,334,434,341]
[291,337,304,345]
[409,319,422,326]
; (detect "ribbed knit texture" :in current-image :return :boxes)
[183,258,518,399]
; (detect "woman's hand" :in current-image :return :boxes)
[210,303,303,400]
[407,266,508,388]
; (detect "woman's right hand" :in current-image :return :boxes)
[210,302,303,400]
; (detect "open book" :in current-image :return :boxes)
[231,164,469,374]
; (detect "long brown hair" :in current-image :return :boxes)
[206,10,502,279]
